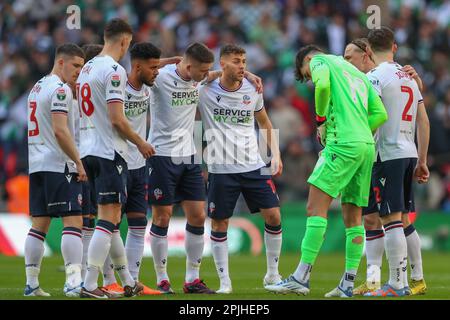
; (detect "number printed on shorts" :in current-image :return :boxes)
[77,83,95,116]
[28,101,39,136]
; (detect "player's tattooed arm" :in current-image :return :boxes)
[204,70,223,84]
[159,56,183,68]
[244,71,263,93]
[402,65,424,92]
[414,101,430,184]
[255,108,283,177]
[52,114,87,182]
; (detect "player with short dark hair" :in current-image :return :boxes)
[266,45,388,297]
[77,18,154,299]
[25,43,87,297]
[199,44,283,294]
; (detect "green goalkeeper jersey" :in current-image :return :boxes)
[310,54,387,145]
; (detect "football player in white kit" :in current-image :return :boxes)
[25,43,87,297]
[198,44,283,294]
[77,18,154,299]
[147,42,262,294]
[362,27,430,297]
[343,38,428,296]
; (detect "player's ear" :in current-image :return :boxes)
[392,43,398,54]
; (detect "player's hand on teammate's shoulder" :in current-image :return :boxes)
[271,154,283,177]
[76,161,88,182]
[244,71,263,94]
[414,162,429,184]
[137,140,156,159]
[402,65,419,79]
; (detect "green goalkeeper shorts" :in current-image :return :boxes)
[307,142,375,207]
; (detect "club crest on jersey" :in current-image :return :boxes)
[216,95,221,103]
[77,193,83,206]
[154,188,163,200]
[111,74,121,87]
[242,95,251,105]
[57,88,66,101]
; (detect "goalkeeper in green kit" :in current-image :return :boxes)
[265,45,388,298]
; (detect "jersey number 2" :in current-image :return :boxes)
[401,86,413,122]
[28,101,39,137]
[77,83,94,116]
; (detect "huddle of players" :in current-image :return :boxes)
[265,26,429,297]
[24,13,429,298]
[24,18,282,298]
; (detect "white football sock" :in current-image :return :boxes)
[84,220,114,291]
[405,225,424,281]
[24,229,46,288]
[264,225,282,277]
[125,224,147,281]
[211,232,230,287]
[384,221,407,290]
[185,225,205,283]
[150,224,169,284]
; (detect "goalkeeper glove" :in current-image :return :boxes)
[316,115,327,147]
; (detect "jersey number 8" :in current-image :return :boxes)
[76,83,94,116]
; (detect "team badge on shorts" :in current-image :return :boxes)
[209,202,215,213]
[154,188,163,200]
[77,193,83,206]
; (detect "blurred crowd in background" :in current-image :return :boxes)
[0,0,449,214]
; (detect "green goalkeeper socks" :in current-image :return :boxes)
[345,225,365,271]
[300,216,328,265]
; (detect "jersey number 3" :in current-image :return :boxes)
[76,83,95,116]
[28,101,39,137]
[401,86,413,122]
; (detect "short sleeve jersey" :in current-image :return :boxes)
[76,55,128,160]
[123,81,150,170]
[27,74,77,174]
[367,62,422,161]
[198,78,266,173]
[147,64,202,157]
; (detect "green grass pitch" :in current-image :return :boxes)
[1,252,449,300]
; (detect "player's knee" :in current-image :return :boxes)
[262,209,281,226]
[151,206,172,227]
[186,211,206,226]
[364,214,381,230]
[211,218,228,232]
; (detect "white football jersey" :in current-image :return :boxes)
[76,55,128,160]
[27,74,77,174]
[148,64,201,157]
[367,62,423,161]
[123,81,150,170]
[198,78,266,173]
[72,99,80,148]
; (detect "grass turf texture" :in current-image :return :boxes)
[1,252,449,300]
